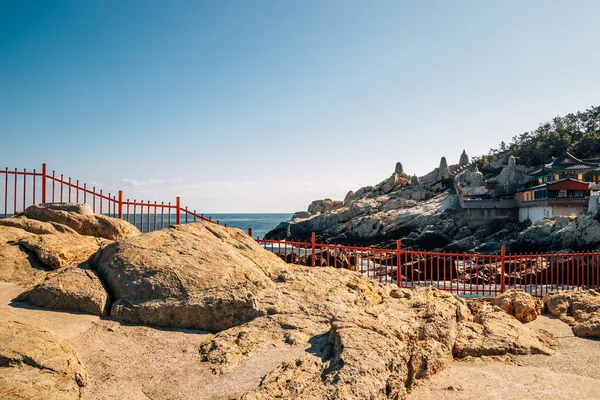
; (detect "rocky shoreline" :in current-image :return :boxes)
[266,152,600,254]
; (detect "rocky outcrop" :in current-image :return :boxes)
[544,290,600,337]
[17,264,110,316]
[93,222,284,331]
[488,155,530,186]
[265,156,480,247]
[20,203,140,240]
[18,233,108,269]
[0,320,87,400]
[0,215,77,235]
[511,214,600,252]
[489,290,539,323]
[203,282,553,399]
[90,220,553,398]
[0,204,140,285]
[307,199,344,215]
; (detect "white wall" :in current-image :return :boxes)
[519,206,552,222]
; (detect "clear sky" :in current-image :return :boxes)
[1,0,599,212]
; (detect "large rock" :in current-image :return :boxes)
[21,203,141,240]
[18,233,109,269]
[0,225,49,284]
[307,199,344,215]
[0,215,77,235]
[0,320,87,400]
[17,264,110,316]
[0,243,47,284]
[88,221,553,399]
[489,290,539,323]
[544,290,600,337]
[207,285,553,399]
[92,222,284,331]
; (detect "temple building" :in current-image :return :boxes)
[514,178,591,222]
[527,152,600,184]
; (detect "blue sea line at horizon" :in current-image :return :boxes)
[1,213,292,239]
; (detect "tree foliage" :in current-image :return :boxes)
[488,106,600,167]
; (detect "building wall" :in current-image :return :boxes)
[519,206,551,222]
[552,205,586,217]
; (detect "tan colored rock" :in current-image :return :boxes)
[0,215,77,235]
[88,221,553,399]
[17,264,110,316]
[21,203,141,240]
[0,225,49,284]
[489,290,539,323]
[93,222,284,331]
[0,225,33,244]
[18,233,108,269]
[0,320,87,400]
[544,290,600,338]
[0,243,48,284]
[454,309,553,357]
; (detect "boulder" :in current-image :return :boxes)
[544,290,600,337]
[92,222,284,331]
[292,211,310,220]
[454,308,552,358]
[18,233,108,269]
[0,216,77,235]
[21,203,141,240]
[442,236,479,253]
[0,320,87,400]
[0,243,48,284]
[489,290,539,323]
[17,264,110,316]
[415,230,451,250]
[307,199,344,215]
[0,225,49,284]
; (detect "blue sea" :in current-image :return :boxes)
[197,213,292,238]
[1,212,293,238]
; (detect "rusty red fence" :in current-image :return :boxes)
[3,163,600,298]
[0,163,215,232]
[256,234,600,298]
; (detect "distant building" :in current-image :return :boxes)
[455,152,599,225]
[527,152,600,184]
[514,178,590,222]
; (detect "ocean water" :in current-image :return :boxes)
[1,212,292,238]
[199,213,292,238]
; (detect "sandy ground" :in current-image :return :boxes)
[0,282,306,400]
[2,281,599,400]
[408,314,600,400]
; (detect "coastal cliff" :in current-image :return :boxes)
[265,151,600,253]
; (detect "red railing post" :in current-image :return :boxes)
[41,163,47,204]
[397,240,401,287]
[500,246,506,293]
[117,190,123,220]
[311,232,316,267]
[175,196,181,225]
[248,227,253,238]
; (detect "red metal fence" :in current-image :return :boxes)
[1,163,215,232]
[3,163,599,298]
[256,234,600,298]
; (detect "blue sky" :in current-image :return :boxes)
[1,0,599,212]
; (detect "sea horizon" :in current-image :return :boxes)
[1,212,293,239]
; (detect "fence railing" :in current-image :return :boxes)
[256,233,600,298]
[3,163,600,298]
[1,163,215,233]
